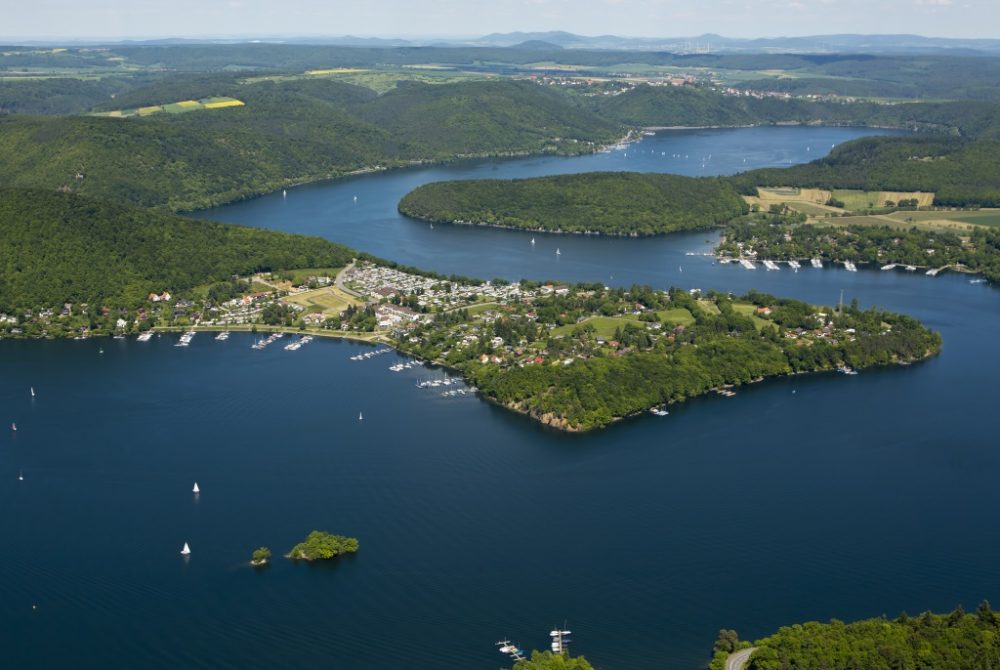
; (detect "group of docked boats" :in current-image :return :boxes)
[497,628,571,662]
[389,360,419,372]
[283,335,313,351]
[174,331,197,347]
[251,332,284,350]
[349,347,392,361]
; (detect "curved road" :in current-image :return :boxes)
[726,647,757,670]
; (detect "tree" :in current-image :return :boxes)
[713,629,740,655]
[251,547,272,566]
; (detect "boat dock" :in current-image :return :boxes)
[251,332,284,350]
[284,335,314,351]
[174,331,196,347]
[788,260,801,270]
[811,258,823,269]
[497,641,526,662]
[763,260,780,271]
[843,261,858,272]
[881,263,897,271]
[739,259,756,270]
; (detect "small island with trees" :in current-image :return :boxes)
[250,547,272,567]
[398,172,748,236]
[286,532,360,561]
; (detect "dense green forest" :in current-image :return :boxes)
[734,602,1000,670]
[719,216,1000,281]
[0,79,621,210]
[0,188,354,310]
[286,532,359,561]
[399,172,747,236]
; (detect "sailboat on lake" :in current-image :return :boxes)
[180,542,191,556]
[193,482,200,494]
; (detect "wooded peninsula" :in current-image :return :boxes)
[398,173,748,236]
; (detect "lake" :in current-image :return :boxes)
[5,126,997,670]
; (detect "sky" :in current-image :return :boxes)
[2,0,998,41]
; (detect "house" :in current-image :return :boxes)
[148,292,171,303]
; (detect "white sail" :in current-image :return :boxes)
[30,387,35,397]
[192,482,200,494]
[180,542,191,555]
[358,412,364,421]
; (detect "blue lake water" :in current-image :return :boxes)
[5,126,997,670]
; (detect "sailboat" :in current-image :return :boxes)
[358,411,364,421]
[282,189,287,198]
[11,423,16,432]
[555,248,561,256]
[192,482,200,494]
[30,387,35,398]
[18,471,23,481]
[353,195,358,203]
[180,542,191,556]
[530,238,535,245]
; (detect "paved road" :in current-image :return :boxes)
[726,647,757,670]
[334,261,361,298]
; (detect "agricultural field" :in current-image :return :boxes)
[92,96,244,118]
[750,187,934,215]
[655,307,696,326]
[831,189,934,210]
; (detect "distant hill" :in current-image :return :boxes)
[0,188,355,310]
[511,40,563,50]
[470,31,1000,55]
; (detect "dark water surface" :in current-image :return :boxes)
[5,127,997,670]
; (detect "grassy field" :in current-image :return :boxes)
[731,303,773,331]
[282,267,344,284]
[283,286,359,316]
[92,96,244,118]
[551,316,644,338]
[696,299,720,316]
[656,307,696,326]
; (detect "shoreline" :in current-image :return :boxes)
[1,323,940,434]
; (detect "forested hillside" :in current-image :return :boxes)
[735,602,1000,670]
[399,172,748,235]
[0,79,622,210]
[0,189,354,310]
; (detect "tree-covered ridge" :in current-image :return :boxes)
[395,285,940,432]
[0,79,622,211]
[0,188,354,311]
[399,172,748,236]
[743,602,1000,670]
[718,215,1000,282]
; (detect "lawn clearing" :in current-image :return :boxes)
[284,286,359,316]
